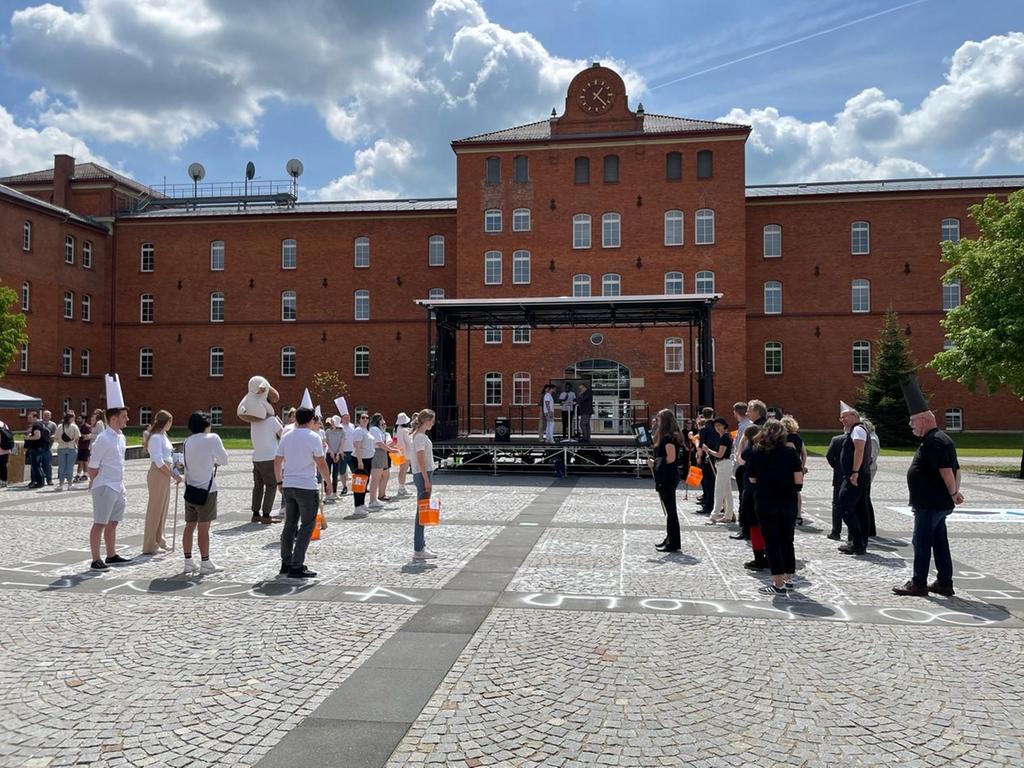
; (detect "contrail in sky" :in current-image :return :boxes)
[648,0,930,90]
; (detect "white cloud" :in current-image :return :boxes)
[308,139,412,200]
[724,32,1024,182]
[0,104,106,176]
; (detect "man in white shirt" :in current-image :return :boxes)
[543,385,556,443]
[558,384,576,441]
[275,407,332,578]
[250,413,283,523]
[86,407,130,570]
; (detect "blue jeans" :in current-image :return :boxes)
[58,448,76,484]
[912,507,953,587]
[412,471,432,552]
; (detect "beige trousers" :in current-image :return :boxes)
[143,464,171,553]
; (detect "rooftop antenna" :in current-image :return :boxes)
[244,161,256,197]
[286,158,304,199]
[187,162,205,199]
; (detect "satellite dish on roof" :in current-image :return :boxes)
[286,158,304,178]
[188,162,206,182]
[245,161,256,180]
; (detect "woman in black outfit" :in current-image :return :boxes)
[745,418,804,594]
[651,409,683,553]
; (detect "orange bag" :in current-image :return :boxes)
[417,497,441,526]
[311,511,324,540]
[391,452,406,465]
[352,473,368,493]
[686,466,703,487]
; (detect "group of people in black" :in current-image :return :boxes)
[649,375,965,598]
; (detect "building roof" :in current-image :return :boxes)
[0,183,108,231]
[118,197,458,220]
[453,113,749,145]
[0,161,152,196]
[746,175,1024,198]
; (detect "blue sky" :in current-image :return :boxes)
[0,0,1022,198]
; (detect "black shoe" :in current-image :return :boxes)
[288,566,317,579]
[695,496,704,504]
[837,544,866,555]
[655,544,680,553]
[795,517,804,526]
[251,513,261,523]
[826,532,841,541]
[729,533,748,540]
[104,554,132,564]
[744,559,767,571]
[893,580,928,596]
[279,560,290,575]
[927,581,955,597]
[90,559,108,570]
[655,538,668,549]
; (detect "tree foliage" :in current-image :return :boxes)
[856,308,917,447]
[932,189,1024,397]
[0,282,28,378]
[310,370,348,405]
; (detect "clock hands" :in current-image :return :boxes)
[593,90,607,107]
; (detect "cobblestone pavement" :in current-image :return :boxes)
[0,450,1022,767]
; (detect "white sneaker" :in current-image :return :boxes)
[395,488,409,497]
[367,501,382,510]
[352,506,368,519]
[412,548,438,560]
[182,558,200,575]
[199,559,220,575]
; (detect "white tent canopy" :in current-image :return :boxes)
[0,385,43,410]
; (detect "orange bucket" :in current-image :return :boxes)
[417,497,441,526]
[352,474,368,493]
[686,466,703,487]
[391,452,406,465]
[730,429,738,440]
[311,512,324,540]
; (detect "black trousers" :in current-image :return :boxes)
[657,479,681,549]
[838,479,866,549]
[700,458,716,511]
[0,453,7,482]
[735,465,749,535]
[348,455,370,507]
[758,502,797,576]
[830,483,842,536]
[561,411,572,438]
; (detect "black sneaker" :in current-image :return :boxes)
[837,544,866,555]
[743,559,767,571]
[826,533,841,541]
[279,560,290,575]
[90,559,108,570]
[251,514,261,523]
[759,584,788,595]
[104,554,132,564]
[288,566,317,579]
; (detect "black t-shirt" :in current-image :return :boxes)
[699,424,720,455]
[25,420,49,450]
[716,432,733,460]
[746,444,802,511]
[907,428,960,511]
[787,433,804,466]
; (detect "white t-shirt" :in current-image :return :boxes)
[543,392,555,417]
[251,416,283,462]
[276,427,325,490]
[88,428,126,494]
[851,425,868,443]
[370,425,387,448]
[147,431,173,468]
[396,426,413,457]
[341,422,356,452]
[183,432,229,493]
[410,431,435,475]
[559,391,576,411]
[352,426,376,460]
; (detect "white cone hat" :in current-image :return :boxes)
[104,374,126,409]
[839,400,856,415]
[335,396,349,416]
[300,388,313,410]
[314,404,322,419]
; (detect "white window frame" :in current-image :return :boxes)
[602,212,621,248]
[572,214,591,249]
[139,407,152,428]
[62,346,73,376]
[63,290,74,320]
[81,294,91,322]
[354,290,370,321]
[763,281,782,315]
[22,221,31,251]
[664,337,684,373]
[141,243,155,272]
[19,343,29,372]
[82,240,92,269]
[209,347,225,378]
[942,280,961,311]
[851,221,870,255]
[210,292,225,323]
[21,282,29,312]
[281,290,297,322]
[139,347,154,378]
[940,218,960,244]
[354,236,370,268]
[513,372,531,406]
[512,326,531,344]
[695,271,715,294]
[572,274,591,297]
[65,234,75,264]
[210,240,225,271]
[484,372,502,406]
[664,271,683,295]
[484,327,502,344]
[210,406,223,427]
[852,279,870,313]
[484,209,502,233]
[763,224,782,258]
[354,346,370,377]
[695,209,715,245]
[602,273,621,297]
[428,288,445,300]
[428,235,445,266]
[512,208,531,232]
[484,251,502,285]
[945,407,963,431]
[281,238,297,270]
[512,250,531,285]
[764,341,783,375]
[853,340,871,374]
[80,348,90,376]
[664,210,683,246]
[281,346,296,377]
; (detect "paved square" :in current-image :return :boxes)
[0,450,1021,767]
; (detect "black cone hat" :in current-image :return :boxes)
[900,374,930,416]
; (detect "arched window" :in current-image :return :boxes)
[20,282,29,312]
[281,238,297,269]
[602,213,621,248]
[603,154,619,183]
[139,293,154,323]
[513,250,531,284]
[428,288,445,300]
[572,274,591,297]
[695,271,715,294]
[81,294,91,322]
[513,155,529,182]
[485,156,500,184]
[665,152,682,180]
[210,292,225,322]
[354,289,370,320]
[354,346,370,376]
[851,221,870,255]
[763,281,782,314]
[484,372,502,405]
[853,340,871,374]
[945,408,963,431]
[572,214,591,249]
[210,240,225,271]
[664,210,683,246]
[80,349,90,376]
[140,243,155,272]
[139,347,154,377]
[428,235,445,266]
[602,273,621,297]
[512,208,531,232]
[851,279,870,313]
[484,209,502,233]
[281,290,297,321]
[281,346,296,377]
[209,347,224,377]
[664,337,684,372]
[22,221,31,251]
[484,251,502,285]
[696,150,713,178]
[942,280,961,311]
[695,209,715,244]
[513,372,531,405]
[764,341,783,374]
[941,218,960,244]
[763,224,782,258]
[62,347,72,375]
[574,156,590,184]
[354,236,370,268]
[64,235,75,264]
[664,272,683,295]
[82,240,92,268]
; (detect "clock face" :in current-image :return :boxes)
[578,78,615,114]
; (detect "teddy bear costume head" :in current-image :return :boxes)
[237,375,280,423]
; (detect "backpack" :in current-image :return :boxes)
[0,425,12,451]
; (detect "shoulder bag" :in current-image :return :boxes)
[183,438,217,506]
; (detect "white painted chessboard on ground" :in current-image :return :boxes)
[551,489,666,525]
[357,483,544,522]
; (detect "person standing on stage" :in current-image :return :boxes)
[558,382,576,441]
[893,375,963,597]
[543,385,556,443]
[836,402,871,555]
[696,407,719,514]
[576,383,593,443]
[650,409,683,552]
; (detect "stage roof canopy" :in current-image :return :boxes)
[415,293,721,329]
[0,385,43,410]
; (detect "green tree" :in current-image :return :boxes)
[0,282,28,377]
[856,308,917,447]
[931,189,1024,476]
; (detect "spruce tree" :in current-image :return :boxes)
[856,309,917,447]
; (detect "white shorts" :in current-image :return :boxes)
[91,485,126,524]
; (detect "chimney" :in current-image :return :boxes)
[53,154,75,209]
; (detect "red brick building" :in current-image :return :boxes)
[2,63,1022,431]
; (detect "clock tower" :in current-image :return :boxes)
[552,63,644,136]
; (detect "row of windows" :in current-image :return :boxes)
[38,288,94,321]
[60,347,92,376]
[484,150,714,186]
[137,346,374,379]
[140,235,447,273]
[761,218,961,258]
[139,290,378,323]
[565,210,716,249]
[759,340,874,375]
[760,279,961,315]
[21,222,94,268]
